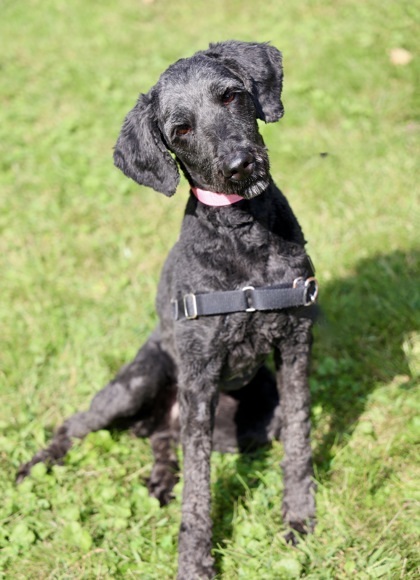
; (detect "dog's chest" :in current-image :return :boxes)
[181,206,303,286]
[176,214,308,385]
[218,307,294,388]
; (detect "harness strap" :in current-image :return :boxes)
[171,277,318,321]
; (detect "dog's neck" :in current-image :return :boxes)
[191,187,244,207]
[186,182,307,246]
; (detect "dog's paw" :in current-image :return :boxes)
[177,557,215,580]
[284,519,314,545]
[146,461,179,506]
[284,529,300,546]
[16,461,33,484]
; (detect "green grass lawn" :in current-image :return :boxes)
[1,0,418,578]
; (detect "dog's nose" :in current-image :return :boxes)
[222,151,255,181]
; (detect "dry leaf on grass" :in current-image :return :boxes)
[389,48,413,66]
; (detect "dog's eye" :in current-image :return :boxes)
[222,90,236,105]
[175,125,192,137]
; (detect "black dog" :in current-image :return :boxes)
[18,41,318,579]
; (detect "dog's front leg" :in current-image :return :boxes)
[276,320,316,542]
[177,364,218,580]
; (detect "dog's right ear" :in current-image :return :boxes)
[113,93,179,196]
[205,41,284,124]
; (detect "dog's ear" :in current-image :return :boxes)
[113,92,179,196]
[205,40,284,123]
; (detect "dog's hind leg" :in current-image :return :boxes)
[145,390,180,506]
[17,327,175,482]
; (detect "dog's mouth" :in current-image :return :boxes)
[222,170,270,200]
[234,176,270,199]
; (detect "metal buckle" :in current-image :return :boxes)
[242,286,256,312]
[303,277,318,306]
[183,293,198,319]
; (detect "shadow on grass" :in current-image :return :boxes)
[310,248,419,474]
[210,249,418,569]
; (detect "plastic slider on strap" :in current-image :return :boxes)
[242,286,256,312]
[183,293,198,319]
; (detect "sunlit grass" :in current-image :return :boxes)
[0,0,418,577]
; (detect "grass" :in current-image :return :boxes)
[0,0,419,577]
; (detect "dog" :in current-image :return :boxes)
[18,41,318,579]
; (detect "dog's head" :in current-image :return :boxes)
[114,41,284,199]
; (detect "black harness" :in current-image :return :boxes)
[171,257,318,321]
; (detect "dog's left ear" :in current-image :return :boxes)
[205,40,284,123]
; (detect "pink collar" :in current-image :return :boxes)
[191,187,244,206]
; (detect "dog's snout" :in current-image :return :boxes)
[222,151,255,181]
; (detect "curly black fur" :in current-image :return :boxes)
[18,41,316,579]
